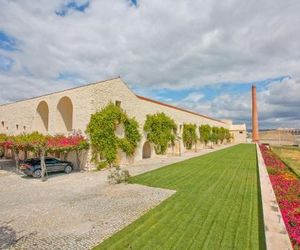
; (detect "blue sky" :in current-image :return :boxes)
[1,0,300,129]
[0,31,18,51]
[55,0,90,16]
[136,76,290,103]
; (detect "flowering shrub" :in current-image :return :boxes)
[47,134,89,153]
[260,144,300,248]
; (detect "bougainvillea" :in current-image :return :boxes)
[0,132,89,180]
[260,144,300,248]
[47,134,89,153]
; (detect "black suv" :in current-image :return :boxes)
[20,157,73,178]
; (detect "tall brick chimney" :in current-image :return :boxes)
[252,85,259,142]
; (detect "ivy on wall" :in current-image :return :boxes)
[199,124,211,145]
[86,102,141,166]
[143,112,177,155]
[225,129,232,143]
[182,123,198,150]
[211,126,220,144]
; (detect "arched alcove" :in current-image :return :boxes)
[35,101,49,132]
[142,141,151,159]
[56,96,73,133]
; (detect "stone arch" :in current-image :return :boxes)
[142,141,151,159]
[35,101,49,132]
[56,96,73,133]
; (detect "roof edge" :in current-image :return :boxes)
[0,76,121,107]
[136,95,226,124]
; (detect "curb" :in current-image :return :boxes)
[256,143,293,250]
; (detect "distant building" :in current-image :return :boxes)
[259,128,300,146]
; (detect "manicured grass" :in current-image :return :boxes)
[272,146,300,177]
[95,144,265,250]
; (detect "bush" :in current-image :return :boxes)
[107,165,130,184]
[96,161,108,171]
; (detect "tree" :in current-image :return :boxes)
[144,112,177,155]
[182,124,198,151]
[199,124,211,146]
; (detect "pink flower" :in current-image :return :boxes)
[260,144,300,248]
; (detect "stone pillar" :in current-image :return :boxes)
[252,85,259,142]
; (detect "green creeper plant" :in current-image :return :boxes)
[0,133,7,158]
[219,127,226,144]
[211,126,220,145]
[182,123,198,150]
[86,102,141,166]
[199,124,211,146]
[143,112,177,155]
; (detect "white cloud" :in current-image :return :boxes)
[0,0,300,128]
[175,78,300,129]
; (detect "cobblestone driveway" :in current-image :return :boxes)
[0,167,174,250]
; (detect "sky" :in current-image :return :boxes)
[0,0,300,129]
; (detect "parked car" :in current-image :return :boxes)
[19,157,73,178]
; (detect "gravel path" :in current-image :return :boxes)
[0,172,175,250]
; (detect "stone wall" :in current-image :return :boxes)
[231,130,247,144]
[0,77,240,170]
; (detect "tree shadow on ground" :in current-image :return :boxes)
[0,221,17,249]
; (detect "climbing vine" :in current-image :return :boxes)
[211,126,220,144]
[143,112,177,155]
[182,123,198,150]
[199,124,211,145]
[86,102,141,166]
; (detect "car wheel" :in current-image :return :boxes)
[33,169,42,178]
[64,165,72,174]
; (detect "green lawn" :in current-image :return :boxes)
[272,146,300,177]
[95,144,265,250]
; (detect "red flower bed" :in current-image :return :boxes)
[260,144,300,249]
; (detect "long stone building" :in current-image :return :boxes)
[0,77,246,169]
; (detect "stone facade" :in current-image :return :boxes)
[0,77,247,169]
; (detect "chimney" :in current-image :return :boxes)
[252,85,259,142]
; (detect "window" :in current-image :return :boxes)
[16,124,19,130]
[115,100,121,107]
[6,127,8,130]
[45,158,58,164]
[239,131,243,134]
[1,121,4,128]
[23,126,26,130]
